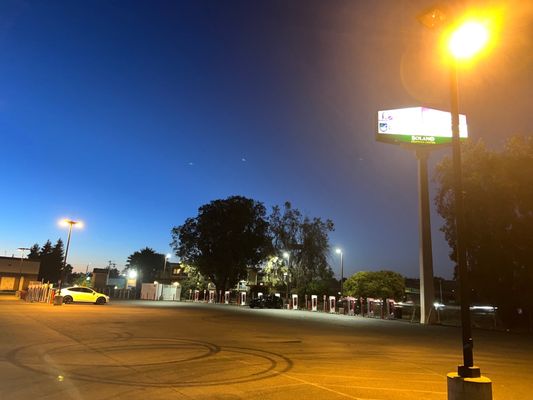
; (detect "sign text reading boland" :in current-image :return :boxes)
[376,107,468,146]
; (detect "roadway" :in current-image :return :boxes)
[1,298,532,399]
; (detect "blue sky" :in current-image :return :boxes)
[1,0,531,279]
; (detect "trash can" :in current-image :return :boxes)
[53,295,64,306]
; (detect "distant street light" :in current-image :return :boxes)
[17,247,31,291]
[335,248,344,296]
[58,219,83,294]
[419,5,494,383]
[163,253,171,273]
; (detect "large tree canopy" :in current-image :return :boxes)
[125,247,165,283]
[32,239,65,283]
[268,202,335,296]
[344,270,405,301]
[434,136,533,325]
[171,196,272,291]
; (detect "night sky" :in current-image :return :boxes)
[1,0,532,279]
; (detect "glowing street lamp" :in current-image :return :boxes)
[335,248,344,296]
[419,5,494,384]
[448,21,489,59]
[448,19,491,381]
[58,219,83,294]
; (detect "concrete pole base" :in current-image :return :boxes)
[447,372,492,400]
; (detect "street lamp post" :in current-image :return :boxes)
[59,219,82,294]
[335,248,344,296]
[163,253,171,274]
[17,247,30,291]
[418,8,494,398]
[449,58,477,378]
[283,251,290,306]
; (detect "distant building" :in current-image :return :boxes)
[91,268,109,289]
[155,262,188,284]
[0,255,40,291]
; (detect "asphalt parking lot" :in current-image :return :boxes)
[1,297,532,399]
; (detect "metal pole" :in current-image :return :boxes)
[450,60,479,378]
[416,148,435,324]
[17,248,31,291]
[340,252,344,296]
[59,222,74,294]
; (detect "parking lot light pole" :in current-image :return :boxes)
[163,253,171,274]
[283,251,290,307]
[59,219,83,294]
[335,248,343,296]
[418,7,494,399]
[17,247,31,291]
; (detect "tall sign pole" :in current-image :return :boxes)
[416,148,435,324]
[377,107,467,324]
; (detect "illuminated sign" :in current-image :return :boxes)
[377,107,468,145]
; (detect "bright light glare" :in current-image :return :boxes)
[59,218,83,228]
[283,251,289,259]
[335,248,342,255]
[166,253,172,259]
[128,270,138,279]
[449,21,489,59]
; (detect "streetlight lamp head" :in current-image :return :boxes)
[166,253,172,259]
[417,6,448,29]
[449,21,489,59]
[283,251,289,259]
[60,218,83,228]
[335,248,342,255]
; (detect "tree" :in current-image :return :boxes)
[268,202,335,296]
[344,271,375,298]
[434,136,533,327]
[36,239,64,283]
[344,270,405,318]
[345,271,405,300]
[27,244,40,261]
[261,256,287,292]
[171,196,272,291]
[177,264,208,297]
[52,239,66,282]
[125,247,165,283]
[69,271,88,286]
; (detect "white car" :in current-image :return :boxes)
[61,287,110,305]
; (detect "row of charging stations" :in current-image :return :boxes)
[191,290,245,305]
[190,289,367,315]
